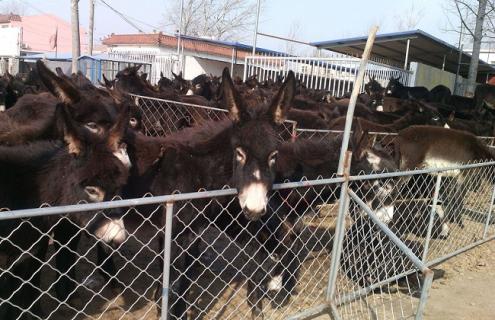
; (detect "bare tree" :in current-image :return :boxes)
[285,20,301,56]
[0,0,27,15]
[163,0,262,41]
[394,3,424,31]
[444,0,495,95]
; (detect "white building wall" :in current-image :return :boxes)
[107,45,244,80]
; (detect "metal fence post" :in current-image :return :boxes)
[161,202,174,320]
[483,183,495,239]
[422,175,442,262]
[326,151,351,303]
[415,269,434,320]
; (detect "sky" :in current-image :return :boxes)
[3,0,463,52]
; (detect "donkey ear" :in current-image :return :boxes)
[351,119,369,159]
[269,70,295,124]
[160,71,164,78]
[140,73,148,81]
[55,67,65,77]
[107,85,125,104]
[102,74,113,88]
[55,104,84,155]
[221,67,245,123]
[37,60,80,104]
[107,104,130,153]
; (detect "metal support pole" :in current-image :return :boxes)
[337,26,378,175]
[348,190,427,271]
[442,54,446,71]
[243,56,248,82]
[415,269,434,320]
[251,0,261,56]
[422,175,442,262]
[230,47,235,76]
[326,151,351,303]
[404,39,410,70]
[161,202,174,320]
[483,183,495,238]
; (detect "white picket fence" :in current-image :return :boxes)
[107,51,181,84]
[244,53,412,96]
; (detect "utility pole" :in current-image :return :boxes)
[251,0,261,56]
[71,0,81,73]
[88,0,94,56]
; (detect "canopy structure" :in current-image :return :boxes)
[310,29,495,78]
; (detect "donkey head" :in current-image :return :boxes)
[222,68,295,220]
[365,76,386,110]
[37,60,118,137]
[385,76,402,96]
[46,102,131,245]
[350,120,398,223]
[171,71,190,94]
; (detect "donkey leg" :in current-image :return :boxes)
[96,243,122,292]
[247,280,264,320]
[54,220,82,303]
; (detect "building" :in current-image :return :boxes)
[0,13,87,74]
[102,32,283,80]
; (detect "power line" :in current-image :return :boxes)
[96,0,144,33]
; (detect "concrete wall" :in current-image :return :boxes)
[184,56,243,79]
[410,61,457,90]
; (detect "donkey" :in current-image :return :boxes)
[112,68,296,319]
[0,98,130,318]
[0,61,140,145]
[474,83,495,112]
[429,85,451,104]
[395,126,495,228]
[386,76,430,101]
[364,75,386,111]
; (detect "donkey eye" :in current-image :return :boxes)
[235,147,246,164]
[268,151,278,166]
[85,122,100,134]
[84,186,104,202]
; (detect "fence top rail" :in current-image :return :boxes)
[296,128,495,141]
[296,128,400,136]
[2,160,494,220]
[131,94,228,113]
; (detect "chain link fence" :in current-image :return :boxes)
[1,160,494,319]
[131,94,297,142]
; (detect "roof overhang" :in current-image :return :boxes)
[310,29,495,77]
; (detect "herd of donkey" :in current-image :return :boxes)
[1,60,495,319]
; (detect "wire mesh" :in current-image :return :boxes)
[0,163,494,319]
[132,94,296,142]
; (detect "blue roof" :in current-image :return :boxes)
[21,52,73,61]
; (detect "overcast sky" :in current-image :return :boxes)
[12,0,461,52]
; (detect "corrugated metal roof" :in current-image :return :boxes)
[310,29,495,76]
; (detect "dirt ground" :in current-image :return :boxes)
[423,239,495,320]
